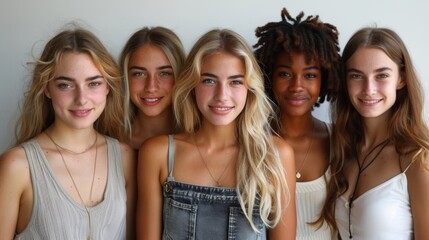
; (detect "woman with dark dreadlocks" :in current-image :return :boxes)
[254,8,340,239]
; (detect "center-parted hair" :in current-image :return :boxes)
[173,28,289,230]
[321,27,429,233]
[15,27,123,145]
[119,26,186,138]
[254,8,340,107]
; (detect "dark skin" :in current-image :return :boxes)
[273,51,330,182]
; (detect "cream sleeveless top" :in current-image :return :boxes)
[296,170,333,240]
[296,122,334,240]
[16,136,127,240]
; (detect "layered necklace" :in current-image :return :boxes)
[194,135,233,187]
[347,138,389,239]
[295,120,315,179]
[45,132,98,240]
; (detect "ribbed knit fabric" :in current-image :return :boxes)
[15,136,127,240]
[296,171,333,240]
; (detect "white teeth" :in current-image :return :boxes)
[144,98,160,102]
[215,107,230,111]
[362,99,381,104]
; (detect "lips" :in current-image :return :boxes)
[141,97,163,105]
[70,109,93,117]
[285,96,308,106]
[359,98,383,104]
[209,105,234,114]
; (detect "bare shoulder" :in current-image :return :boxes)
[0,146,29,173]
[0,146,30,188]
[406,159,429,190]
[139,134,170,158]
[272,135,294,158]
[118,141,136,161]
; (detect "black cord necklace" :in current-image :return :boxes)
[348,139,390,239]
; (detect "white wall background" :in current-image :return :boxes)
[1,0,428,152]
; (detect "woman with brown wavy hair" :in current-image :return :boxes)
[322,27,429,239]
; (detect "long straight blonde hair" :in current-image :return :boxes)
[173,28,290,229]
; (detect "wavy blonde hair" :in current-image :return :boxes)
[173,28,289,229]
[15,27,123,145]
[119,26,186,139]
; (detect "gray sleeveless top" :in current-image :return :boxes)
[16,136,127,240]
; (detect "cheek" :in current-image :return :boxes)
[272,79,286,100]
[129,79,145,93]
[161,78,175,93]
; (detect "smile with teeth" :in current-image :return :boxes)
[143,97,161,102]
[210,106,234,111]
[360,98,382,104]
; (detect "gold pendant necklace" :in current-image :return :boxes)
[46,132,98,239]
[194,135,233,187]
[295,120,315,179]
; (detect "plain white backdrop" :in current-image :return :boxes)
[0,0,428,152]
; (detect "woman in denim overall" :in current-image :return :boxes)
[137,29,296,239]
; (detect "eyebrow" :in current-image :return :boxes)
[53,75,103,81]
[275,64,320,71]
[128,65,173,71]
[201,72,244,79]
[347,67,393,73]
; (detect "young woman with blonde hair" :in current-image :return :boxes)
[137,28,296,239]
[0,27,136,239]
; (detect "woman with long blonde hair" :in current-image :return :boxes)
[137,28,296,239]
[0,27,136,239]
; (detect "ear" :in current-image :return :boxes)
[44,86,52,99]
[396,75,406,90]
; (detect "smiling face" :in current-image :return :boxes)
[128,44,175,118]
[195,51,248,127]
[272,51,322,117]
[44,52,110,130]
[346,47,405,119]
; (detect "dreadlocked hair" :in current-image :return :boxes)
[254,7,340,107]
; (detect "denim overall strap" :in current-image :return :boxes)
[167,135,175,182]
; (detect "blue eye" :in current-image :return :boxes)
[89,81,103,87]
[231,80,243,86]
[57,82,73,89]
[132,72,146,77]
[202,78,216,85]
[159,71,173,77]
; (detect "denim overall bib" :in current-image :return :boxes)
[162,135,267,240]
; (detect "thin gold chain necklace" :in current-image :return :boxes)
[45,132,98,240]
[295,120,315,179]
[193,135,233,187]
[47,131,97,155]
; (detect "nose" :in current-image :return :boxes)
[363,78,376,95]
[288,75,304,92]
[144,74,159,93]
[75,86,88,106]
[214,82,228,100]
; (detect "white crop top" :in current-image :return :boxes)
[335,170,413,239]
